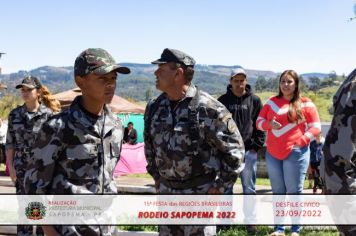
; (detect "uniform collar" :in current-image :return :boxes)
[163,83,197,101]
[37,103,52,115]
[68,96,120,138]
[19,103,52,118]
[185,83,197,98]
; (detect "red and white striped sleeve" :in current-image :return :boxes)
[296,99,321,146]
[256,101,271,131]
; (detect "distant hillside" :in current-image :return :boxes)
[0,63,333,101]
[300,72,330,79]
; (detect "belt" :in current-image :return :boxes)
[159,173,216,190]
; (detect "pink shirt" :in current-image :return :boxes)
[256,96,321,160]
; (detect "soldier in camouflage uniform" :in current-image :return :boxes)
[144,48,245,236]
[322,68,356,235]
[24,48,130,236]
[6,75,59,236]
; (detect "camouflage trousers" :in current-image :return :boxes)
[322,161,356,236]
[158,181,216,236]
[17,226,44,236]
[15,163,44,236]
[15,168,42,235]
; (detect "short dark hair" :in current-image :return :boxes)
[169,62,194,84]
[128,122,133,126]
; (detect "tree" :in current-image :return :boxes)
[308,77,321,94]
[254,76,267,92]
[299,76,308,93]
[320,78,335,88]
[328,71,337,80]
[266,77,279,92]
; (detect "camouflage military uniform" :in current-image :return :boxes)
[5,103,53,236]
[322,69,356,235]
[6,103,53,194]
[24,96,123,235]
[144,84,245,236]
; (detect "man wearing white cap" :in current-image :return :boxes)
[218,67,265,234]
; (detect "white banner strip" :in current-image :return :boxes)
[0,195,355,225]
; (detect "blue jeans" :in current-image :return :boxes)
[241,150,257,194]
[266,146,310,233]
[225,150,257,194]
[225,151,257,223]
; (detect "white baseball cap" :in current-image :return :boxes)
[230,68,247,78]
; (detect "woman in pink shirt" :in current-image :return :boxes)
[256,70,321,236]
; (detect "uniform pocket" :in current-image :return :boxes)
[110,142,121,158]
[66,144,99,179]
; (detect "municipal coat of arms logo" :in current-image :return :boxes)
[25,202,46,220]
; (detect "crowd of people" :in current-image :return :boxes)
[0,47,354,236]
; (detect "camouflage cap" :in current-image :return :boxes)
[151,48,196,67]
[74,48,130,77]
[15,76,42,89]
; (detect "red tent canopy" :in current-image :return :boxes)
[54,88,145,114]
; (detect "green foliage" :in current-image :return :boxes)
[308,77,321,93]
[117,225,338,235]
[0,93,22,119]
[218,226,338,236]
[255,76,268,92]
[0,65,343,115]
[115,75,159,101]
[305,87,337,122]
[255,92,275,103]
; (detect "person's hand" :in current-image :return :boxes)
[208,186,222,194]
[269,116,282,129]
[9,165,17,183]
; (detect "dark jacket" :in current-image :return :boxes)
[124,127,137,144]
[218,84,265,151]
[310,138,324,164]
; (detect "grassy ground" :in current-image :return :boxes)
[218,226,338,236]
[124,173,312,189]
[118,225,338,235]
[0,166,332,234]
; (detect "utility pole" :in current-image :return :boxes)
[0,52,8,89]
[0,52,5,75]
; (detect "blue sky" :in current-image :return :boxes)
[1,0,356,75]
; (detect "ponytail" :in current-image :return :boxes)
[38,86,61,113]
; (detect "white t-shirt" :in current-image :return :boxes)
[0,122,8,144]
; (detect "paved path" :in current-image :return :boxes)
[1,174,316,194]
[0,174,316,235]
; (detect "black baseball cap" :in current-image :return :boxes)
[15,76,42,89]
[151,48,196,67]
